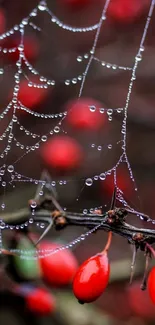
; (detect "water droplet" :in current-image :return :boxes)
[140,46,145,52]
[85,178,93,186]
[12,115,17,122]
[41,135,47,142]
[83,209,88,214]
[99,173,106,180]
[100,108,104,114]
[107,109,113,116]
[89,105,96,112]
[38,1,47,11]
[108,144,112,149]
[65,80,70,85]
[72,78,77,84]
[97,146,102,151]
[30,201,37,209]
[77,56,82,62]
[7,165,14,173]
[102,14,106,20]
[1,203,5,210]
[0,69,4,75]
[117,108,122,113]
[91,143,95,148]
[54,126,60,133]
[0,220,5,229]
[136,54,142,61]
[18,44,24,51]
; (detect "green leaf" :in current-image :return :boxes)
[14,237,41,280]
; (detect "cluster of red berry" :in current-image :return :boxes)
[10,231,113,315]
[10,229,155,318]
[13,239,78,315]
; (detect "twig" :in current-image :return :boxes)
[0,206,155,249]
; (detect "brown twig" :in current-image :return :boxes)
[0,205,155,250]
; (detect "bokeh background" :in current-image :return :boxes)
[0,0,155,324]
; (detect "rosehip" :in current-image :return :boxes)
[26,288,56,315]
[5,36,39,62]
[17,78,48,109]
[100,169,133,199]
[148,267,155,304]
[108,0,148,23]
[0,9,5,34]
[41,136,83,171]
[66,98,105,131]
[73,252,110,303]
[128,281,155,320]
[58,0,92,9]
[39,241,78,286]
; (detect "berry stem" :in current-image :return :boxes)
[146,243,155,258]
[102,231,112,254]
[141,251,150,290]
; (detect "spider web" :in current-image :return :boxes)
[0,0,154,258]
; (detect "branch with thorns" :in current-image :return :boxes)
[0,171,155,290]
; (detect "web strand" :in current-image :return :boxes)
[0,0,154,257]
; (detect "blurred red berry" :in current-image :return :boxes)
[148,267,155,305]
[100,169,133,199]
[5,36,39,62]
[13,77,48,110]
[58,0,92,9]
[73,252,110,303]
[67,98,105,131]
[26,288,56,315]
[41,136,83,170]
[128,281,155,320]
[108,0,148,22]
[39,241,78,286]
[0,9,5,34]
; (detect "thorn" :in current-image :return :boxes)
[35,221,53,246]
[110,187,117,210]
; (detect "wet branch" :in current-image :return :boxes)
[1,205,155,249]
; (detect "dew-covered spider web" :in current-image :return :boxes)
[0,0,154,258]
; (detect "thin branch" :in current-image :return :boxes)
[1,206,155,248]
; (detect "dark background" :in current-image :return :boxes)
[0,0,155,324]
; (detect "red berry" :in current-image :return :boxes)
[66,98,105,131]
[26,288,56,315]
[5,36,39,62]
[39,241,78,286]
[11,77,48,111]
[108,0,148,23]
[128,281,155,320]
[73,252,110,303]
[148,267,155,304]
[0,9,5,34]
[58,0,92,9]
[41,136,83,171]
[100,169,133,199]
